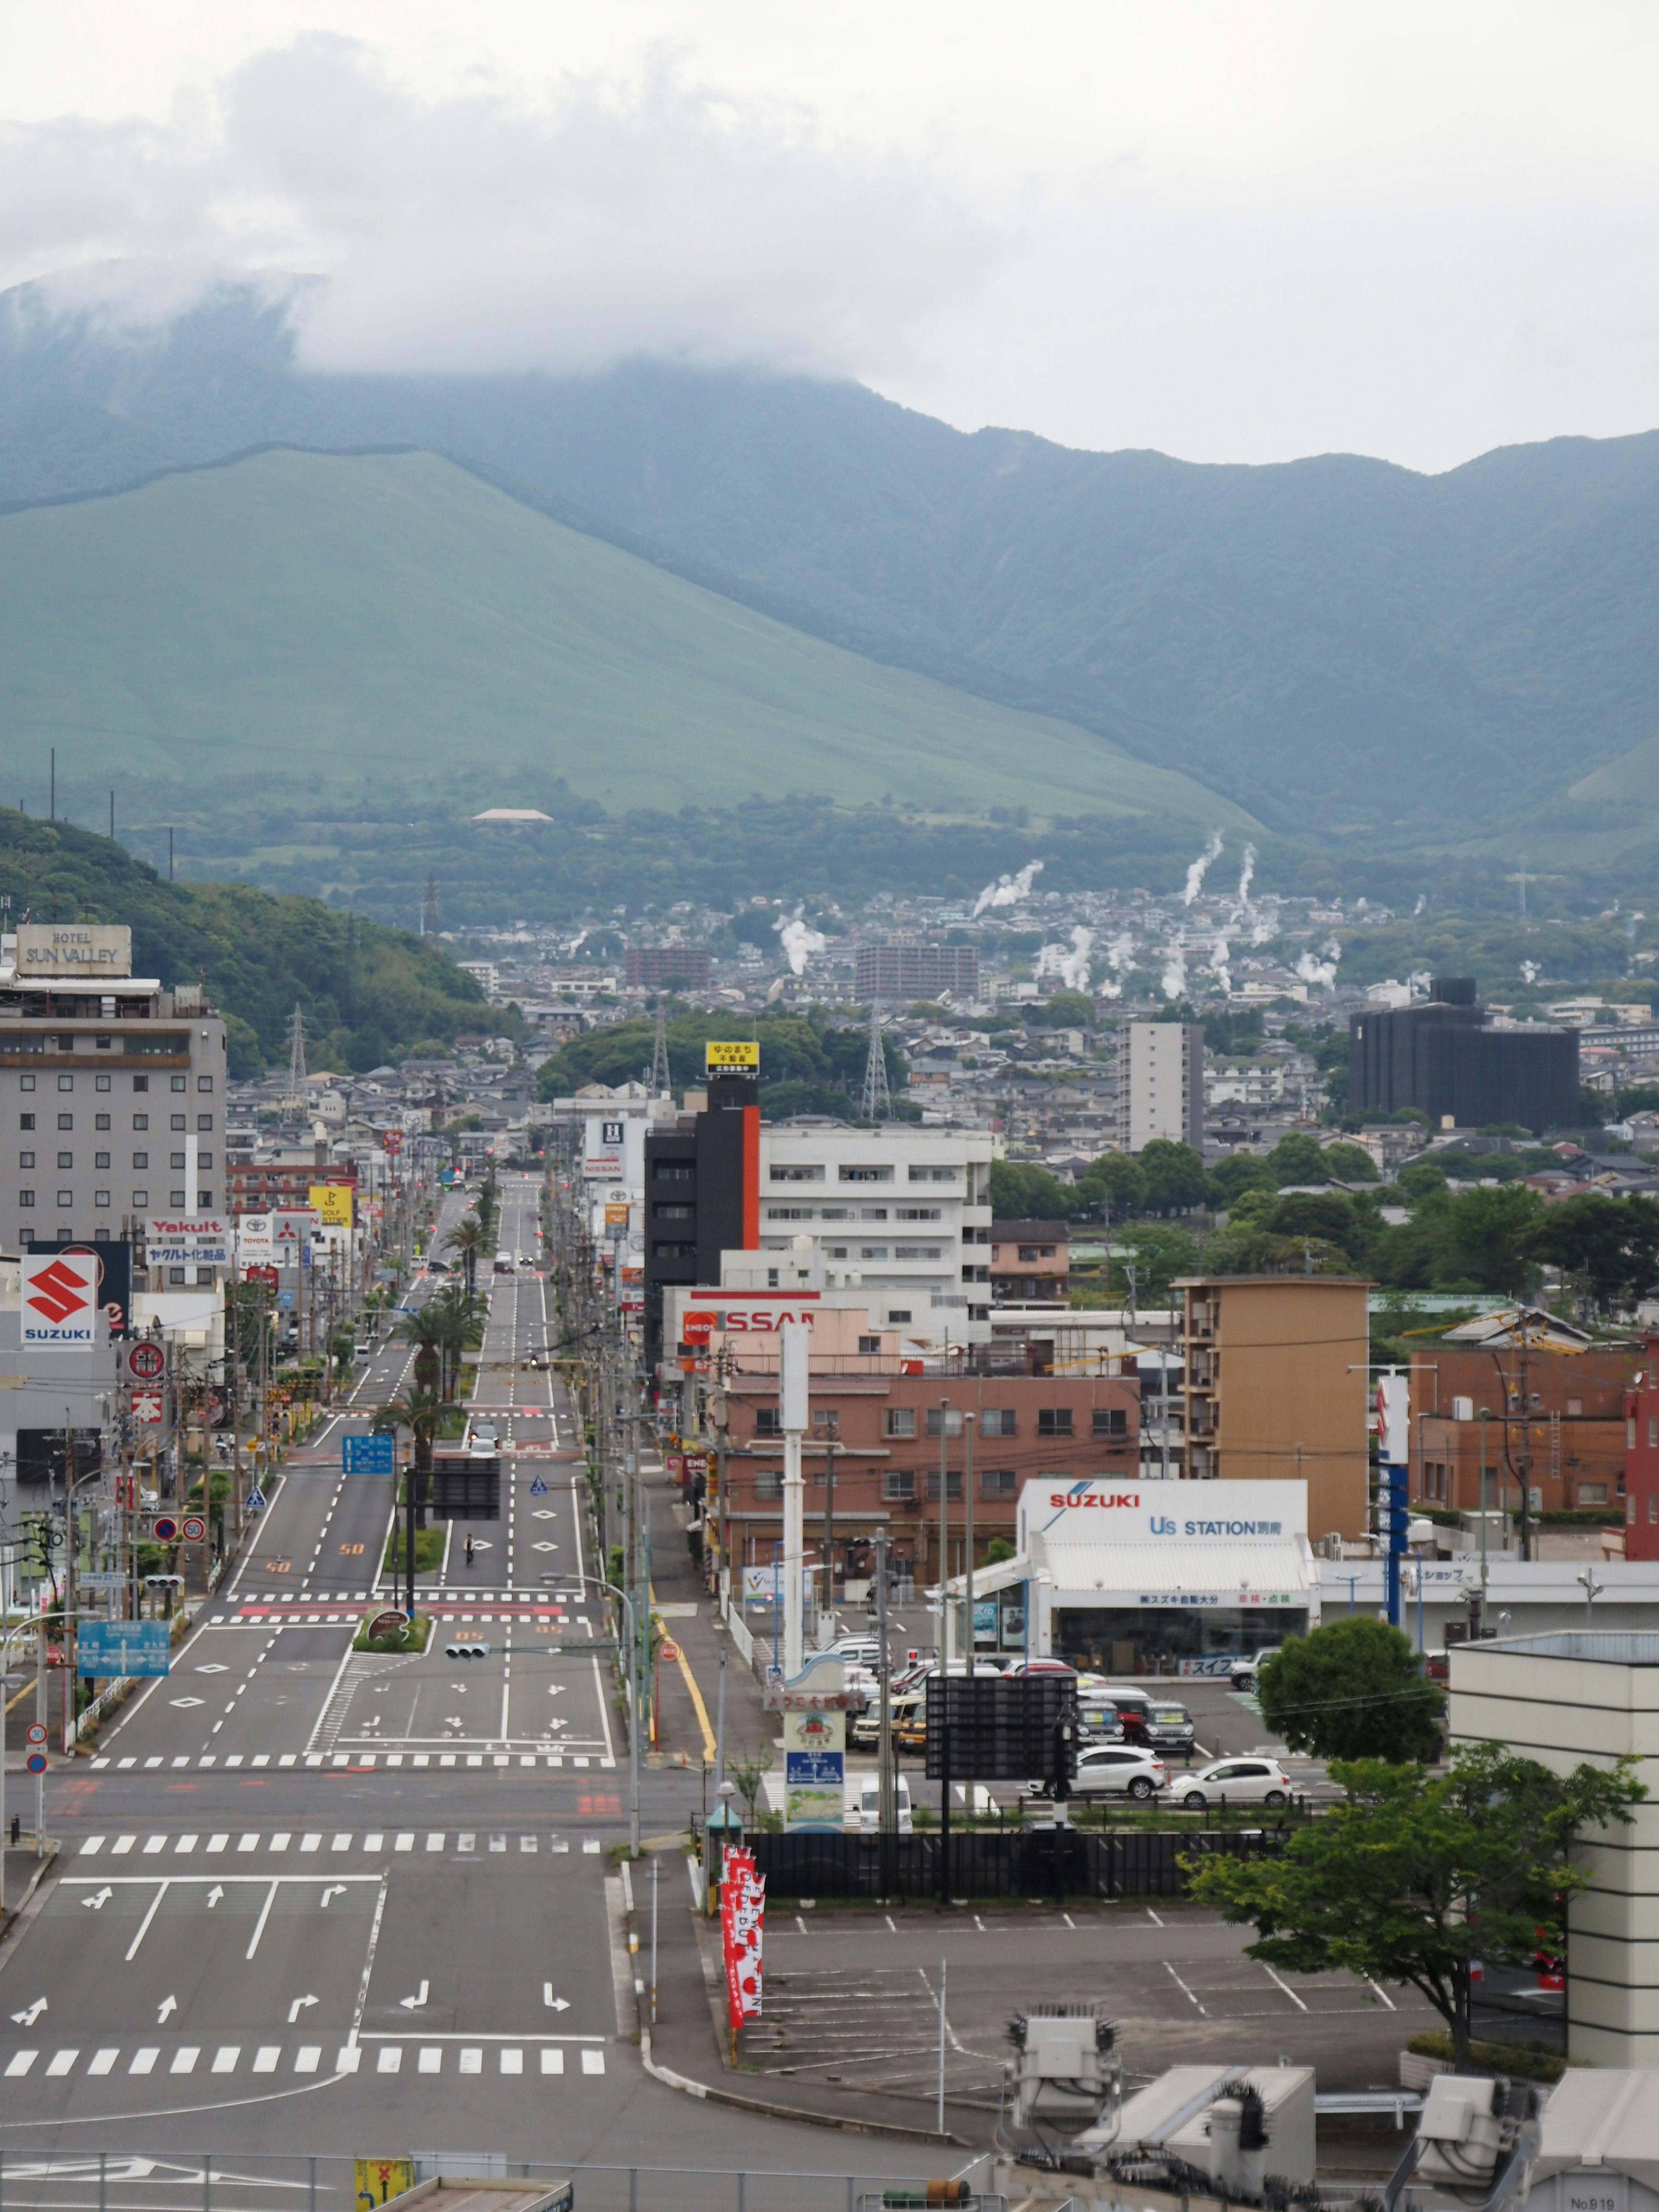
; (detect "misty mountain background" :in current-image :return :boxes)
[2,276,1656,901]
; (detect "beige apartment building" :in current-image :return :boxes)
[1177,1274,1371,1541]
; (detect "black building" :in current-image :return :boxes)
[1348,977,1580,1135]
[642,1070,759,1371]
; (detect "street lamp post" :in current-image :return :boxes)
[569,1569,642,1856]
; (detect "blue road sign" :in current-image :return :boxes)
[77,1619,170,1678]
[528,1475,548,1495]
[26,1752,45,1773]
[245,1486,267,1512]
[343,1433,395,1475]
[278,1288,295,1308]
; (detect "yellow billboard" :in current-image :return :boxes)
[310,1183,355,1226]
[354,2160,413,2209]
[706,1039,759,1070]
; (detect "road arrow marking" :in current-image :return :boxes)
[10,1999,46,2027]
[206,1886,225,1908]
[319,1886,346,1908]
[287,1994,318,2024]
[399,1982,429,2010]
[82,1888,114,1910]
[156,1995,178,2024]
[543,1985,569,2011]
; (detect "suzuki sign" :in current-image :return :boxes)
[22,1251,99,1343]
[1020,1475,1308,1550]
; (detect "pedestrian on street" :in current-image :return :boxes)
[465,1533,475,1567]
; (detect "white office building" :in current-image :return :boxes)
[758,1120,996,1345]
[1116,1023,1205,1153]
[0,925,227,1252]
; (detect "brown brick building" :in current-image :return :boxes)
[1412,1343,1629,1516]
[712,1356,1140,1587]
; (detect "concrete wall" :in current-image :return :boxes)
[1451,1640,1659,2067]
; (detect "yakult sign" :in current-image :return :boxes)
[1019,1477,1308,1551]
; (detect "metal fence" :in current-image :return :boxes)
[750,1826,1285,1902]
[0,2153,979,2212]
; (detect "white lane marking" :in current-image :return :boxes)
[1262,1963,1309,2012]
[126,1887,171,1963]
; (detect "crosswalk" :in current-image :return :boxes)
[89,1751,615,1770]
[0,2040,606,2084]
[221,1590,584,1604]
[75,1832,608,1857]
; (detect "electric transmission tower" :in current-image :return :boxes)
[422,874,439,938]
[859,1001,891,1122]
[284,1003,308,1114]
[648,1003,671,1095]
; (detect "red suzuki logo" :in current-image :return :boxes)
[26,1258,92,1323]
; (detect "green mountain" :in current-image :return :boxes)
[4,280,1659,887]
[0,811,505,1075]
[0,443,1252,841]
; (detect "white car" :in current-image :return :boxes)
[1230,1649,1281,1691]
[1176,1757,1294,1812]
[1031,1745,1168,1801]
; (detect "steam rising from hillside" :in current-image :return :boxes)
[972,859,1043,917]
[1182,831,1224,905]
[775,915,827,975]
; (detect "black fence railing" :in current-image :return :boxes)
[750,1826,1286,1902]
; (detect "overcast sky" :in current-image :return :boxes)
[5,0,1657,472]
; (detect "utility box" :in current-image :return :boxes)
[1531,2070,1659,2212]
[1102,2063,1316,2187]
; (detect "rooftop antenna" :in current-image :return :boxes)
[284,1003,308,1115]
[860,1000,891,1123]
[422,874,439,938]
[648,1002,671,1095]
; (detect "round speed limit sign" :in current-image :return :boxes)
[25,1723,46,1746]
[181,1515,208,1545]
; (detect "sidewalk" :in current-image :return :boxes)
[642,1456,773,1784]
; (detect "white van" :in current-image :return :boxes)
[843,1775,913,1834]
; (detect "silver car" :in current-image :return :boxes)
[1031,1745,1168,1801]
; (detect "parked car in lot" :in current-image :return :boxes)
[1144,1701,1196,1753]
[1229,1648,1281,1692]
[850,1690,926,1749]
[1030,1745,1168,1801]
[1004,1658,1077,1678]
[824,1638,885,1672]
[1176,1756,1294,1811]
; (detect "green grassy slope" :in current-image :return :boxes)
[0,447,1255,834]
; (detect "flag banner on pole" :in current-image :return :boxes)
[719,1846,765,2027]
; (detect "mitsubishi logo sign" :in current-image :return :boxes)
[22,1252,98,1342]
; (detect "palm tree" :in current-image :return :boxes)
[393,1305,445,1398]
[371,1386,444,1532]
[429,1281,486,1401]
[447,1215,487,1297]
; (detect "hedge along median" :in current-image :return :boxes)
[354,1609,433,1656]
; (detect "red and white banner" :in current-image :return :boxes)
[130,1389,165,1425]
[720,1846,765,2030]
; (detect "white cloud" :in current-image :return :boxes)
[0,35,998,378]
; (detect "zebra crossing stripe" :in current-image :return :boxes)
[0,2041,604,2081]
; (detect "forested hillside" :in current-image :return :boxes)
[0,811,507,1075]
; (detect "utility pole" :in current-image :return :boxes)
[780,1319,807,1677]
[860,1002,891,1123]
[963,1411,976,1670]
[821,1416,838,1636]
[938,1398,951,1668]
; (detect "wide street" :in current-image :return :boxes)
[0,1176,771,2184]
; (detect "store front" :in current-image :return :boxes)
[1001,1476,1319,1677]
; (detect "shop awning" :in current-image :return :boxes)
[1040,1539,1312,1599]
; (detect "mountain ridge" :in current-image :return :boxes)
[3,277,1658,866]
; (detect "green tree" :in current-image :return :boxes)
[371,1386,445,1529]
[1538,1192,1659,1312]
[447,1214,487,1297]
[1255,1619,1443,1762]
[1319,1140,1380,1183]
[1264,1131,1331,1186]
[1188,1742,1644,2068]
[1212,1152,1276,1207]
[1110,1224,1201,1304]
[428,1281,486,1401]
[1443,1183,1545,1294]
[1029,989,1095,1028]
[989,1160,1074,1221]
[1395,1161,1449,1202]
[394,1305,445,1397]
[1136,1140,1212,1216]
[1075,1150,1147,1222]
